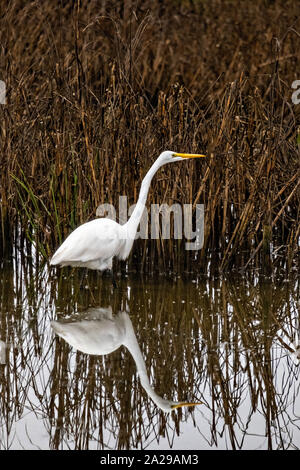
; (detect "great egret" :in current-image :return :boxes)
[51,307,202,412]
[50,150,206,272]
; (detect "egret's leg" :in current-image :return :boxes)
[103,258,117,289]
[104,269,117,289]
[78,268,88,288]
[111,273,117,289]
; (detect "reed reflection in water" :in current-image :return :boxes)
[0,257,299,449]
[52,307,202,412]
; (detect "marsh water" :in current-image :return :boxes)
[0,250,299,450]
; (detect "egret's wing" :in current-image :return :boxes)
[50,218,124,265]
[51,319,124,355]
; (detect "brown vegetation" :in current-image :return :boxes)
[0,0,299,274]
[1,264,299,449]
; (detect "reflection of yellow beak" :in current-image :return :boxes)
[171,401,203,409]
[174,153,206,159]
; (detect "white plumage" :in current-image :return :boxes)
[51,307,202,412]
[50,150,206,271]
[50,218,128,271]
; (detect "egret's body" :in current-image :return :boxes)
[50,151,206,271]
[51,308,202,412]
[50,218,127,271]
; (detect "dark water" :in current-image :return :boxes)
[0,254,299,450]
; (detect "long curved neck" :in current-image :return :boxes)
[124,158,163,239]
[122,314,169,410]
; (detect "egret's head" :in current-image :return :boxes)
[159,150,206,163]
[154,397,203,413]
[170,400,203,411]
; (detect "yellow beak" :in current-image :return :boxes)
[174,153,206,159]
[171,401,203,409]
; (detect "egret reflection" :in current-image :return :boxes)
[51,307,202,413]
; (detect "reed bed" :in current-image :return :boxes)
[0,257,299,449]
[0,0,299,274]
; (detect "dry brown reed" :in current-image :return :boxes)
[0,0,299,274]
[1,258,299,449]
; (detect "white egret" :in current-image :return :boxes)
[50,150,206,272]
[51,307,202,412]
